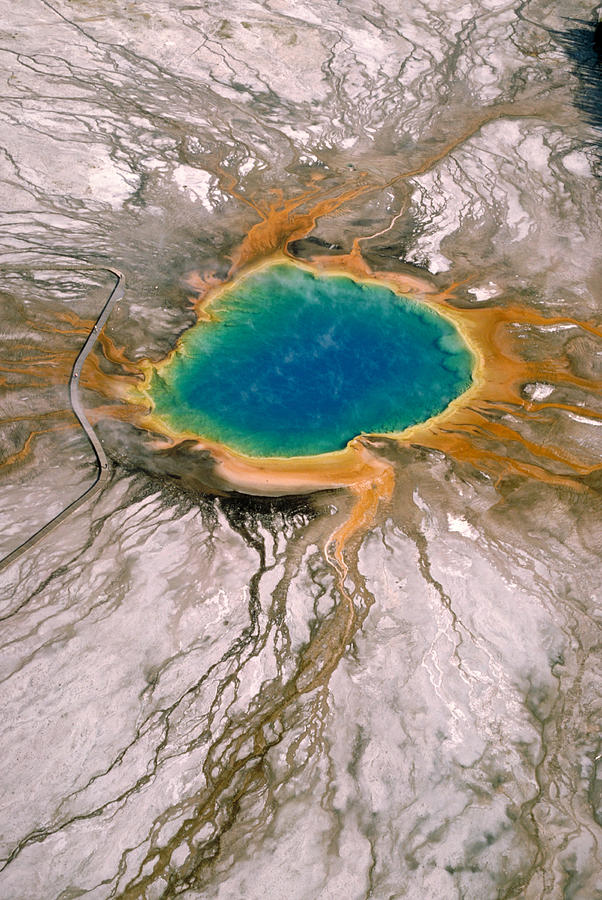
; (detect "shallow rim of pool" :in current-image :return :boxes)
[127,256,482,494]
[146,262,473,459]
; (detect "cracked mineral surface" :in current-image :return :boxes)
[0,1,601,898]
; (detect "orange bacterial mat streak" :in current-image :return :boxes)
[0,422,78,470]
[228,181,374,272]
[326,456,396,587]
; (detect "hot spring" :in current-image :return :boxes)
[146,262,474,458]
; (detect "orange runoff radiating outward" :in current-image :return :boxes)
[4,163,601,576]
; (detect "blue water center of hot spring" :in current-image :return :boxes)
[147,263,474,458]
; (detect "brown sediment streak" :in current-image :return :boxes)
[1,432,38,468]
[24,319,94,337]
[1,307,105,388]
[0,409,72,426]
[0,359,73,382]
[54,309,96,330]
[95,331,144,375]
[0,422,77,469]
[521,402,602,419]
[384,101,548,185]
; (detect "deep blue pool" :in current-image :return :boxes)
[148,263,473,457]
